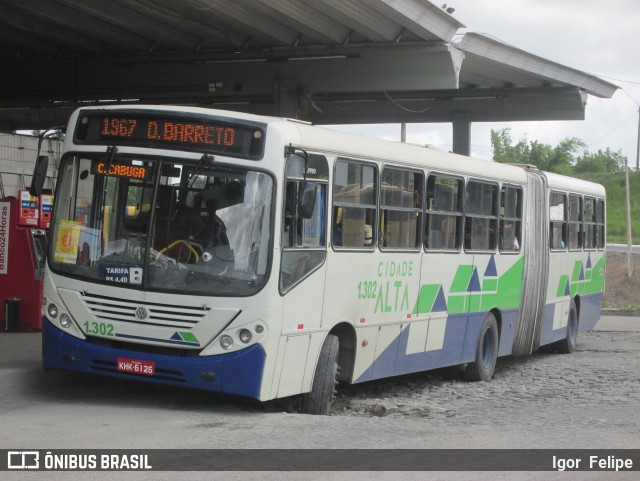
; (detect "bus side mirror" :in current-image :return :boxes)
[29,155,49,197]
[298,182,317,219]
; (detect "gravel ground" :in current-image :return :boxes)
[321,330,640,427]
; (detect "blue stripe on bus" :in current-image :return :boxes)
[356,294,602,384]
[539,292,604,345]
[578,292,604,332]
[353,298,608,384]
[355,309,521,383]
[42,317,265,399]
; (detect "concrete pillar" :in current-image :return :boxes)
[452,112,471,156]
[274,79,298,118]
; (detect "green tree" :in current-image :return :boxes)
[490,128,530,165]
[549,137,585,174]
[528,140,555,171]
[490,128,615,175]
[574,148,625,174]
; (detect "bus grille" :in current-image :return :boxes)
[80,292,210,329]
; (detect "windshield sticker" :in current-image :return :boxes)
[54,220,81,263]
[99,264,143,284]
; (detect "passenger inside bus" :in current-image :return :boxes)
[500,222,520,251]
[364,224,373,246]
[197,183,238,249]
[550,226,566,249]
[332,207,343,247]
[153,185,205,246]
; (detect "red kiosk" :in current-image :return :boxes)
[0,191,49,332]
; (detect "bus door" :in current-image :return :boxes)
[275,152,329,397]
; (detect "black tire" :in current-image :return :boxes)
[465,313,499,382]
[556,300,578,354]
[301,334,339,415]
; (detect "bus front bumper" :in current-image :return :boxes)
[42,317,265,399]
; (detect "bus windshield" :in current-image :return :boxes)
[49,154,273,296]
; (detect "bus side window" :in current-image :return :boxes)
[584,197,597,249]
[280,180,327,291]
[550,192,567,250]
[280,152,329,293]
[499,185,522,252]
[596,199,606,249]
[379,167,422,249]
[282,180,325,248]
[425,174,463,251]
[464,180,498,252]
[568,194,583,250]
[332,160,377,249]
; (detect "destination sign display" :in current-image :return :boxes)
[91,160,151,180]
[75,111,266,159]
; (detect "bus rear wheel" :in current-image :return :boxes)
[301,334,339,415]
[465,313,499,382]
[556,300,578,354]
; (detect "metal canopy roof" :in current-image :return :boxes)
[0,0,617,132]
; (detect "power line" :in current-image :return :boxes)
[621,88,640,107]
[590,111,638,146]
[596,74,640,86]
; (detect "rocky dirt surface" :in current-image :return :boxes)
[604,252,640,309]
[328,329,640,420]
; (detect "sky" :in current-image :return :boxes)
[327,0,640,166]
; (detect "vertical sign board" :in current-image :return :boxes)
[18,190,39,226]
[0,201,9,275]
[39,194,54,229]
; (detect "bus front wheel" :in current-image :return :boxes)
[465,313,499,382]
[301,334,340,415]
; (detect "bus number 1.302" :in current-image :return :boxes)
[358,280,378,300]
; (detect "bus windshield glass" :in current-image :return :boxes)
[49,154,273,296]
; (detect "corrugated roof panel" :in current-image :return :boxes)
[252,0,356,45]
[311,0,404,43]
[0,0,466,57]
[371,0,464,42]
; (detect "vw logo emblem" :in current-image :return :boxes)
[135,306,149,320]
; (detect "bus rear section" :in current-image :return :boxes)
[538,172,606,352]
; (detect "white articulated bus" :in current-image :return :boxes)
[37,106,605,414]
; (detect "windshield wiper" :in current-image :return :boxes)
[105,145,117,172]
[188,154,215,190]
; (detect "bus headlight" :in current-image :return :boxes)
[239,329,252,344]
[59,313,71,328]
[220,335,233,350]
[47,303,59,318]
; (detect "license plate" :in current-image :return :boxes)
[117,357,155,376]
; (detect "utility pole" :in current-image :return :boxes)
[625,155,633,278]
[636,107,640,171]
[401,123,406,143]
